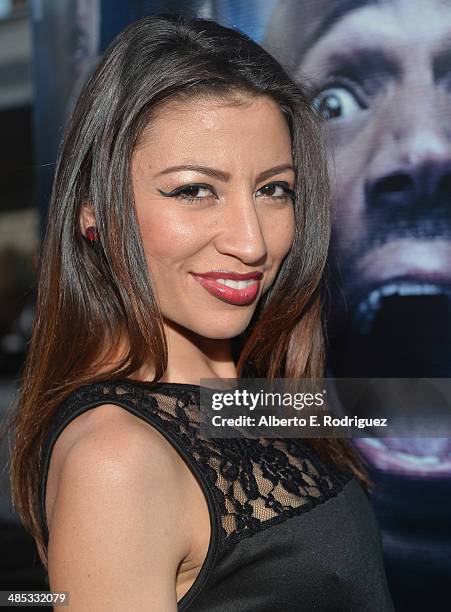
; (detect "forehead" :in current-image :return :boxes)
[135,94,292,166]
[140,93,285,131]
[302,0,451,67]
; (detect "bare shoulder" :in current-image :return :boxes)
[48,402,185,484]
[46,403,187,528]
[46,403,189,611]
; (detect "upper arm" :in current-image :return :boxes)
[47,406,188,611]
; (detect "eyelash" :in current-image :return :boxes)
[157,182,295,204]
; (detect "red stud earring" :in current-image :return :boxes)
[85,226,99,242]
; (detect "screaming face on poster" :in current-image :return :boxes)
[264,0,451,609]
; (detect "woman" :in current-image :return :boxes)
[7,15,394,611]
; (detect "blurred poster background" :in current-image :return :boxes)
[1,1,450,610]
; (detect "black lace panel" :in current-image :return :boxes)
[52,381,353,549]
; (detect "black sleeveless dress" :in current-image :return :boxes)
[38,379,395,611]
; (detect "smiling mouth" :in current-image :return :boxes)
[191,273,261,306]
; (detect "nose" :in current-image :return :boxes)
[213,190,268,265]
[365,89,451,210]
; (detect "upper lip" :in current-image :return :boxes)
[192,270,263,281]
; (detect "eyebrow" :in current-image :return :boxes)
[156,164,296,183]
[320,47,400,82]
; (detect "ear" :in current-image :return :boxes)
[79,202,96,237]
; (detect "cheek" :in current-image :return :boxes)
[137,210,201,268]
[263,207,295,261]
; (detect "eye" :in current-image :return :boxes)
[158,182,295,204]
[256,182,295,201]
[157,184,217,203]
[312,86,365,121]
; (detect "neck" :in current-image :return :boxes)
[159,319,238,384]
[130,319,238,386]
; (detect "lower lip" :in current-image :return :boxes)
[355,439,451,477]
[191,274,261,305]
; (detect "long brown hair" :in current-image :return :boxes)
[4,14,371,568]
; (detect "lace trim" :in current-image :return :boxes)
[46,380,353,549]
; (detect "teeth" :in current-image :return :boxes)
[355,282,449,334]
[216,278,257,289]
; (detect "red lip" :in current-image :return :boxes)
[191,273,261,305]
[192,270,263,281]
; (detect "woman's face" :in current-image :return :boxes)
[131,93,295,339]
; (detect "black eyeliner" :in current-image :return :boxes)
[157,182,294,199]
[156,183,214,197]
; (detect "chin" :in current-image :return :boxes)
[194,322,250,340]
